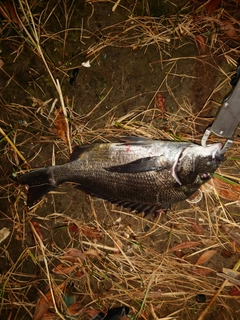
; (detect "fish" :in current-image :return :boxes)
[17,137,224,214]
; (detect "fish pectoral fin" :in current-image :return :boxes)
[104,156,164,173]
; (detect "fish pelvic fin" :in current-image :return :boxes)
[18,167,57,206]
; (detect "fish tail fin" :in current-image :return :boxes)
[18,167,57,206]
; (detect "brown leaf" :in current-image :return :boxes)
[33,283,66,320]
[54,108,69,143]
[194,249,217,265]
[217,188,240,201]
[63,248,86,259]
[41,312,59,320]
[192,267,213,276]
[52,263,78,275]
[0,0,22,29]
[230,287,240,296]
[85,248,101,260]
[81,226,102,239]
[155,93,166,113]
[69,224,102,240]
[175,250,185,258]
[67,302,83,316]
[33,296,49,320]
[61,248,100,263]
[195,35,205,53]
[75,269,84,277]
[186,218,205,235]
[119,316,130,320]
[168,241,200,253]
[221,225,240,246]
[85,309,102,317]
[64,248,86,259]
[220,248,232,259]
[206,176,240,201]
[68,225,79,233]
[205,0,221,16]
[219,20,238,39]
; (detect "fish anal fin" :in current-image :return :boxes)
[73,184,162,214]
[119,201,162,215]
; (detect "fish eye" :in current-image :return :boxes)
[200,172,210,180]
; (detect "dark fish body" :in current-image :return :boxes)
[18,137,224,213]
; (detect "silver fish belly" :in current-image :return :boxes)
[18,137,224,213]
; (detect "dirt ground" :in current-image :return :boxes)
[1,0,240,319]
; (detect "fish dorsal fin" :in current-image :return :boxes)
[104,156,165,173]
[119,136,152,145]
[70,145,92,162]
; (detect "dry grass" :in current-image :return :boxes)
[1,0,240,319]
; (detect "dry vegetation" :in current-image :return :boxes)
[1,0,240,319]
